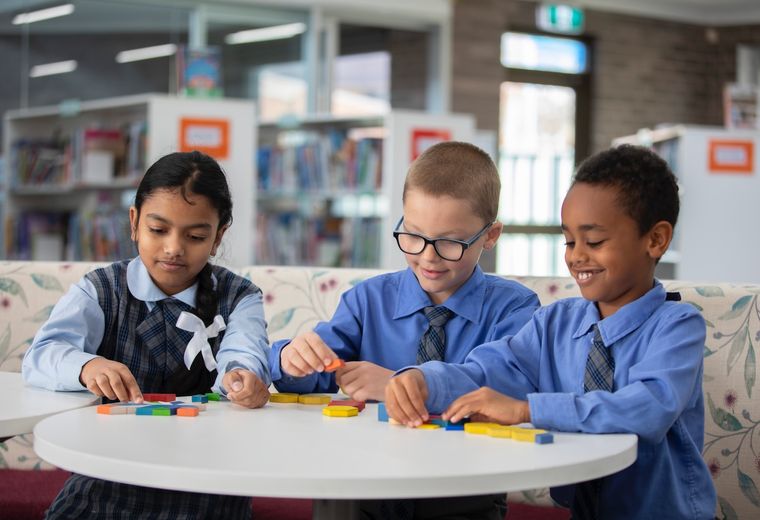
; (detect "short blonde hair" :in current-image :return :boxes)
[402,141,500,223]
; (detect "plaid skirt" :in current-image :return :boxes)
[46,473,252,520]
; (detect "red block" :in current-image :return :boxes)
[328,399,365,412]
[143,393,176,402]
[324,359,346,372]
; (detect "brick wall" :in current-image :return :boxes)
[450,0,756,154]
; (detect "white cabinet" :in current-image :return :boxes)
[614,125,760,284]
[256,110,475,269]
[3,94,256,267]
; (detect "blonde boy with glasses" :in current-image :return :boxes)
[268,141,539,519]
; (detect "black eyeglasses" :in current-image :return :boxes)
[392,217,494,262]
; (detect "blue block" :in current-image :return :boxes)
[192,394,209,403]
[535,433,554,444]
[377,402,389,422]
[445,422,465,431]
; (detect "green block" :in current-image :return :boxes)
[205,392,221,401]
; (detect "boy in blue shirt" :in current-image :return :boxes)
[270,141,540,519]
[386,144,717,519]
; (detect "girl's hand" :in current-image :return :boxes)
[79,357,143,403]
[384,369,430,427]
[280,332,339,377]
[442,387,531,425]
[223,369,270,408]
[335,361,392,402]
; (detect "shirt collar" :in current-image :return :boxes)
[394,265,486,323]
[126,257,198,309]
[572,280,666,344]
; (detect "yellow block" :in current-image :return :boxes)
[464,422,499,435]
[487,425,516,439]
[510,428,548,442]
[270,393,299,404]
[389,418,402,425]
[298,394,332,405]
[416,423,441,430]
[322,405,359,417]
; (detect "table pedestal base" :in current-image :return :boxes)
[312,499,359,520]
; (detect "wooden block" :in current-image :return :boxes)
[510,428,549,443]
[205,392,221,401]
[136,405,174,416]
[191,394,209,403]
[444,420,467,431]
[297,394,331,405]
[377,402,389,422]
[270,393,299,404]
[427,418,446,427]
[322,405,358,417]
[416,423,441,430]
[177,407,200,417]
[143,393,176,402]
[329,399,365,411]
[464,422,499,435]
[535,433,554,444]
[324,359,346,372]
[487,426,515,439]
[97,404,126,415]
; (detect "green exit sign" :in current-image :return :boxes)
[536,4,584,35]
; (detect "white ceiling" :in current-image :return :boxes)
[574,0,760,25]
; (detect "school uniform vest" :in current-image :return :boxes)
[45,261,259,520]
[85,260,260,396]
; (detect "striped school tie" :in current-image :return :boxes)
[572,324,615,520]
[416,306,454,364]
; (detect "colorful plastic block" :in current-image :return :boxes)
[205,392,221,401]
[377,402,389,422]
[136,405,176,416]
[510,428,549,443]
[177,407,200,417]
[427,418,447,427]
[329,399,365,411]
[297,394,331,405]
[96,402,148,415]
[143,393,176,402]
[444,419,468,431]
[323,359,346,372]
[270,393,299,404]
[487,425,515,439]
[322,405,359,417]
[416,423,441,430]
[534,432,554,444]
[192,394,209,403]
[464,422,499,435]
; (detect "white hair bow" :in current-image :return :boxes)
[176,311,226,371]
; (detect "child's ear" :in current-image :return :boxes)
[211,224,229,256]
[483,221,503,250]
[128,206,139,241]
[646,221,673,260]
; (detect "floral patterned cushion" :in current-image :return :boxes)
[1,262,758,518]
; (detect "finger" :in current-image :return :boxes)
[120,371,143,403]
[335,365,362,388]
[85,379,105,397]
[296,340,330,372]
[443,398,471,423]
[400,373,429,423]
[108,372,130,403]
[227,370,245,393]
[305,333,338,366]
[395,379,427,427]
[95,374,117,400]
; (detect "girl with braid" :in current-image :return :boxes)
[23,150,270,519]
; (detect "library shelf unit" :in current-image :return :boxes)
[614,125,760,284]
[3,94,256,267]
[256,110,475,270]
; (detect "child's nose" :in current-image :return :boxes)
[420,241,439,261]
[163,235,185,257]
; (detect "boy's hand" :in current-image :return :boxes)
[384,369,430,427]
[442,387,531,425]
[80,357,143,403]
[280,332,338,377]
[335,361,392,402]
[223,369,270,409]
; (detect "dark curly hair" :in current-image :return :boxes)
[572,144,679,235]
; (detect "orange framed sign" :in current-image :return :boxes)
[708,139,754,174]
[411,128,452,161]
[179,117,229,159]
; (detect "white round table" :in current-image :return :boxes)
[0,371,99,438]
[34,399,637,519]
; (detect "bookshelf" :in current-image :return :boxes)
[613,125,760,284]
[256,110,476,269]
[2,94,256,267]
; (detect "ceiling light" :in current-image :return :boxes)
[13,3,74,25]
[116,44,177,63]
[225,22,306,45]
[29,60,77,78]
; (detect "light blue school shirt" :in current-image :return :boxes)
[22,257,271,393]
[417,282,716,519]
[270,266,539,394]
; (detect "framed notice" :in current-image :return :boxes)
[411,128,452,161]
[179,118,229,159]
[708,139,754,175]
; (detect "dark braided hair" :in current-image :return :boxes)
[134,151,233,325]
[572,144,679,235]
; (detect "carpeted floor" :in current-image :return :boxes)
[0,469,569,519]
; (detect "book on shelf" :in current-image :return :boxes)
[723,83,760,129]
[11,140,70,187]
